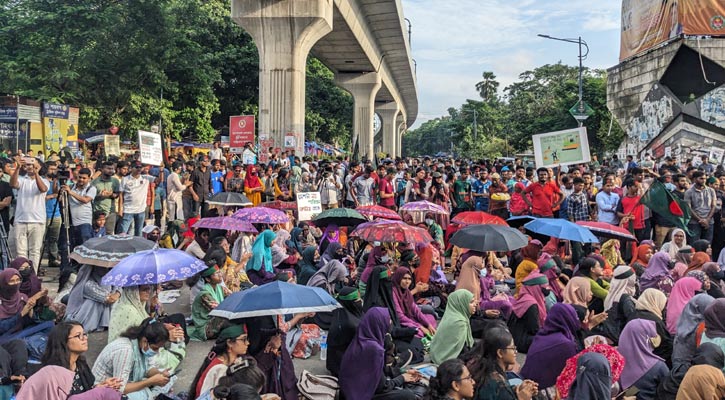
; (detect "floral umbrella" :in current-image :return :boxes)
[400,200,448,215]
[231,206,290,224]
[101,248,207,287]
[356,205,402,220]
[193,217,258,233]
[351,219,432,244]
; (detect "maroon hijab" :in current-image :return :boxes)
[12,257,41,297]
[0,269,27,319]
[392,267,415,316]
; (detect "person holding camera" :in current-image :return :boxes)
[10,155,48,272]
[62,167,97,248]
[318,167,342,210]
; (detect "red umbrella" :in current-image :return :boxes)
[351,219,432,244]
[356,205,402,220]
[260,200,298,210]
[576,221,638,242]
[451,211,507,226]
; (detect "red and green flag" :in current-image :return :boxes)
[639,179,692,234]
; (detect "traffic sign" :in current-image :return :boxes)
[569,100,594,122]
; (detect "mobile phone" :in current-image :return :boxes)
[170,368,182,377]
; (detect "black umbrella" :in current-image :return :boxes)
[449,224,529,252]
[208,192,253,207]
[311,208,367,227]
[70,234,157,268]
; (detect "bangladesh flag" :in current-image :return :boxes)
[639,179,692,234]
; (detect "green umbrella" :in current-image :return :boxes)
[311,208,367,227]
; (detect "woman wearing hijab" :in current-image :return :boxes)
[630,244,653,277]
[190,263,228,341]
[661,228,686,259]
[700,299,725,367]
[640,251,675,294]
[565,353,611,400]
[457,254,512,319]
[296,247,319,286]
[676,364,725,400]
[521,303,582,392]
[12,257,40,298]
[629,288,673,365]
[673,294,716,365]
[327,287,363,376]
[64,265,117,333]
[274,168,293,201]
[538,253,564,302]
[0,269,32,336]
[563,276,593,310]
[286,227,304,255]
[339,307,417,400]
[430,289,476,364]
[17,365,120,400]
[618,319,669,399]
[601,239,625,274]
[244,316,299,400]
[391,267,437,338]
[246,230,277,286]
[243,165,265,206]
[317,241,343,269]
[666,277,704,334]
[318,225,341,257]
[659,342,724,400]
[701,262,724,298]
[590,265,637,344]
[507,272,548,354]
[672,246,694,281]
[307,260,347,295]
[514,241,542,295]
[686,251,710,273]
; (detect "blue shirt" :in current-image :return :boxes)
[472,179,491,211]
[596,191,620,225]
[211,171,224,194]
[46,184,60,219]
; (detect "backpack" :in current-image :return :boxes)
[297,370,338,400]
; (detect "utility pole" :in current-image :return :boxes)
[538,34,590,126]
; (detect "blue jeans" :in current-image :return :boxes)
[687,221,714,244]
[119,212,145,236]
[71,223,93,248]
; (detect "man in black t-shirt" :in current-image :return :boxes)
[191,157,211,217]
[0,160,12,234]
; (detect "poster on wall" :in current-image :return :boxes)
[296,192,322,221]
[138,130,163,166]
[229,115,255,154]
[104,135,120,156]
[284,134,296,150]
[532,127,591,168]
[620,0,679,60]
[42,102,70,153]
[681,0,725,36]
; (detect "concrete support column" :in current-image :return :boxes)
[335,72,381,161]
[375,102,400,157]
[232,0,333,156]
[396,115,406,157]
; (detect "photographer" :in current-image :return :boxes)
[62,167,97,248]
[10,155,48,272]
[318,166,342,210]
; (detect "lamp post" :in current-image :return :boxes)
[404,18,412,47]
[537,34,589,126]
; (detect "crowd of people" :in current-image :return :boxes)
[1,145,725,400]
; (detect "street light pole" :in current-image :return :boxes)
[537,34,589,126]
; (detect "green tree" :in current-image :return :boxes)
[475,71,500,102]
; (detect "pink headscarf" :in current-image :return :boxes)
[511,270,548,326]
[538,253,563,301]
[666,277,704,334]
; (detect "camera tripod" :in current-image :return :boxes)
[40,185,73,289]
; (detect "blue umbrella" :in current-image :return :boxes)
[101,248,207,287]
[506,215,537,228]
[524,218,599,243]
[210,281,341,319]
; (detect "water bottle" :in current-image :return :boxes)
[320,333,328,361]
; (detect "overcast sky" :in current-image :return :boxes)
[402,0,622,128]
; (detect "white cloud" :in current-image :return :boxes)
[403,0,621,128]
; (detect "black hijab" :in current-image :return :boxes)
[363,266,398,327]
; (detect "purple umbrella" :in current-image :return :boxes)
[231,206,290,224]
[193,216,258,233]
[101,248,207,287]
[400,200,448,215]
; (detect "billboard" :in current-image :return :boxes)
[532,127,591,168]
[621,0,725,61]
[229,115,255,154]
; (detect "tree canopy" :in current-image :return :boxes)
[0,0,352,144]
[404,64,624,159]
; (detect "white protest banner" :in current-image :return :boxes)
[532,127,591,168]
[296,192,322,222]
[138,130,163,166]
[104,135,120,156]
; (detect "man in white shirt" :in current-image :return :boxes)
[118,161,154,236]
[166,161,189,221]
[209,141,223,161]
[63,167,97,248]
[10,156,49,271]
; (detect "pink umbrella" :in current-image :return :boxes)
[400,200,448,215]
[193,217,258,233]
[231,206,290,224]
[351,219,433,244]
[356,205,402,220]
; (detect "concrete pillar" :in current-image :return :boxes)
[375,102,400,158]
[335,72,381,161]
[396,114,406,157]
[232,0,333,156]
